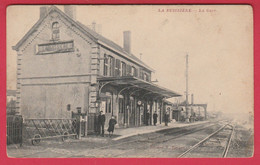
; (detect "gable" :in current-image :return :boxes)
[12,6,96,52]
[13,5,154,72]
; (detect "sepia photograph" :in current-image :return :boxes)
[6,5,253,158]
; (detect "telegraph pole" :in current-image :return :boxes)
[185,53,189,121]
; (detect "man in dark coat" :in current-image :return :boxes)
[107,116,117,137]
[164,112,169,126]
[98,111,106,137]
[94,113,99,136]
[153,112,158,126]
[146,111,150,125]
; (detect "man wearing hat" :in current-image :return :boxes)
[153,111,158,126]
[98,111,106,137]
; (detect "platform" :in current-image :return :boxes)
[112,120,209,141]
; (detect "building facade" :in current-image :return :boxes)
[13,6,181,133]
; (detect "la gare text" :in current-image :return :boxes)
[158,8,216,13]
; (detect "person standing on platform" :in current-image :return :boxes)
[94,113,99,136]
[153,111,158,126]
[107,116,117,137]
[146,111,150,125]
[98,111,106,137]
[164,111,169,126]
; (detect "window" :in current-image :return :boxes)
[115,59,121,77]
[106,98,112,113]
[146,74,150,81]
[103,54,108,76]
[121,62,126,76]
[101,92,112,114]
[126,64,132,76]
[104,55,115,77]
[144,73,150,82]
[119,98,125,113]
[131,66,138,77]
[52,22,60,41]
[139,69,144,79]
[109,56,115,77]
[143,73,147,81]
[135,68,138,77]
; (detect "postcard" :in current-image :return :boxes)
[6,5,253,158]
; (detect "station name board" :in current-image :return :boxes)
[36,40,74,55]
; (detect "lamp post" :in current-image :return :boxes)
[185,53,189,122]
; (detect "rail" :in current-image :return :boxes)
[96,121,219,150]
[178,123,233,158]
[222,124,234,157]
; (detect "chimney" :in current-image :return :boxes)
[123,31,131,54]
[40,6,48,19]
[64,5,76,20]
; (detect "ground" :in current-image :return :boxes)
[7,120,254,158]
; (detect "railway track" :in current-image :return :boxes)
[95,121,222,150]
[14,120,231,158]
[90,121,228,157]
[178,123,234,158]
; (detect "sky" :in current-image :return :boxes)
[7,5,253,115]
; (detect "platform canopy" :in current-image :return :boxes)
[97,76,181,98]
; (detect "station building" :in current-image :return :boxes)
[13,6,181,133]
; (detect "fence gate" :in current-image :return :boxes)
[23,118,78,145]
[7,115,23,145]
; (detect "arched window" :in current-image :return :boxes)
[52,22,60,40]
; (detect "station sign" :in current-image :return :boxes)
[36,40,74,55]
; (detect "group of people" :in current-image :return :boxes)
[96,110,170,137]
[96,111,117,137]
[152,111,170,126]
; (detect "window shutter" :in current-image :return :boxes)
[112,57,115,77]
[115,59,121,77]
[103,55,108,76]
[122,62,126,76]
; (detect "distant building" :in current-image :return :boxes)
[12,6,181,133]
[7,90,16,103]
[7,90,17,115]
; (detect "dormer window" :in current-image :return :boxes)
[52,22,60,41]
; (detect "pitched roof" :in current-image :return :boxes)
[13,5,154,72]
[76,22,154,71]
